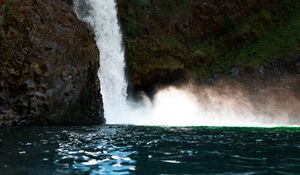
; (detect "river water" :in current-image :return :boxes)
[1,125,300,175]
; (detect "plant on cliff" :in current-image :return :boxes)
[117,0,300,89]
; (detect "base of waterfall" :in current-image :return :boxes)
[73,0,300,128]
[106,84,300,127]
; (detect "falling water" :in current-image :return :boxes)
[74,0,300,127]
[74,0,128,123]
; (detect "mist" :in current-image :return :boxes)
[74,0,300,127]
[107,80,300,127]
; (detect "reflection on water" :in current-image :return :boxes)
[1,125,300,174]
[54,127,136,174]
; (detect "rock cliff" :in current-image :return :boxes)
[117,0,300,96]
[0,0,104,126]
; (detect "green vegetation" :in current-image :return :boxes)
[0,0,16,27]
[117,0,300,87]
[0,0,17,65]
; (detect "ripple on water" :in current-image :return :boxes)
[53,127,136,175]
[1,126,300,175]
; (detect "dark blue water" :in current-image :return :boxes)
[1,125,300,175]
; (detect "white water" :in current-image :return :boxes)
[74,0,300,127]
[74,0,128,123]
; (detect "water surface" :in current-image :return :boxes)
[1,125,300,174]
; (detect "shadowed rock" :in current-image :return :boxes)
[0,0,104,126]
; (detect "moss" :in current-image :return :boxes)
[1,0,16,27]
[160,36,183,50]
[235,14,300,68]
[117,0,300,87]
[193,42,218,59]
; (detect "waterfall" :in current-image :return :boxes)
[73,0,299,127]
[74,0,128,124]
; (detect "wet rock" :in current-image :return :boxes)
[117,0,300,96]
[63,0,73,6]
[229,67,241,77]
[0,0,104,126]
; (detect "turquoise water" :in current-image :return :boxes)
[1,125,300,175]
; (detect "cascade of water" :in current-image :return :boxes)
[74,0,128,124]
[74,0,300,127]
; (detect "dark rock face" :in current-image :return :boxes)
[117,0,300,94]
[0,0,104,126]
[62,0,73,6]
